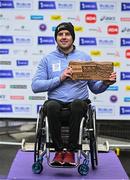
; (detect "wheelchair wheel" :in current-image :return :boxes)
[78,164,89,176]
[34,130,42,162]
[90,131,98,169]
[34,109,45,163]
[89,106,98,169]
[32,162,43,174]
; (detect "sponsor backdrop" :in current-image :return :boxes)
[0,0,130,120]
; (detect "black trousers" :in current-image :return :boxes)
[44,99,88,151]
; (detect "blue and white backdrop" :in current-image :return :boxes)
[0,0,130,119]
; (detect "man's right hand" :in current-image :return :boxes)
[60,67,73,82]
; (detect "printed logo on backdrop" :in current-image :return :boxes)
[80,2,97,10]
[38,36,55,45]
[10,96,24,100]
[29,96,46,100]
[16,1,32,9]
[125,86,130,91]
[100,15,116,23]
[0,36,32,45]
[97,37,116,47]
[0,84,6,89]
[0,36,13,44]
[32,50,45,56]
[52,26,56,32]
[15,15,26,20]
[66,15,80,22]
[0,0,14,8]
[51,15,62,21]
[113,61,120,67]
[110,95,118,103]
[0,24,10,31]
[14,104,31,113]
[10,85,27,89]
[121,38,130,46]
[79,37,97,46]
[56,1,76,10]
[124,97,130,102]
[126,63,130,67]
[14,0,33,9]
[80,1,116,11]
[38,1,56,9]
[121,3,130,11]
[92,96,103,103]
[107,25,119,35]
[13,49,28,55]
[85,14,97,23]
[121,27,130,34]
[0,49,9,54]
[14,70,31,79]
[0,95,7,101]
[97,106,114,116]
[90,50,101,57]
[88,26,102,33]
[74,26,83,32]
[39,24,47,31]
[120,17,130,22]
[120,72,130,80]
[0,61,11,65]
[120,106,130,115]
[98,1,116,11]
[0,0,33,9]
[0,70,13,78]
[30,15,44,20]
[0,13,10,20]
[16,60,29,66]
[107,86,119,91]
[14,36,32,45]
[0,104,12,112]
[106,51,120,58]
[14,25,30,32]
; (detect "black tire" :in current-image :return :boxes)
[90,132,98,169]
[34,110,45,162]
[32,162,43,174]
[34,128,42,162]
[78,164,89,176]
[89,106,98,169]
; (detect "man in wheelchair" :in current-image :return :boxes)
[31,22,116,166]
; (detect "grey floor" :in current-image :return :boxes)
[0,120,130,179]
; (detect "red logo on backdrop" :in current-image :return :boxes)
[0,84,6,88]
[107,25,119,34]
[85,14,96,23]
[15,15,26,20]
[126,50,130,58]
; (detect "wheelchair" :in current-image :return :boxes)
[32,99,98,176]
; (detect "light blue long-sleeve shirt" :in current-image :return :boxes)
[31,48,109,102]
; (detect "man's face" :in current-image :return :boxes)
[56,30,73,50]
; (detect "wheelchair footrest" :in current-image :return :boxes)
[49,162,78,168]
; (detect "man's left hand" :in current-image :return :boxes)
[103,72,117,85]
